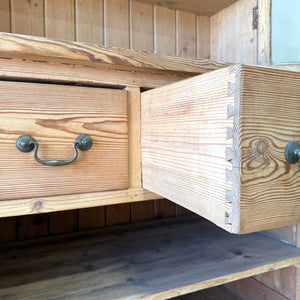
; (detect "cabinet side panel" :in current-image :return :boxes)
[238,65,300,233]
[141,68,236,231]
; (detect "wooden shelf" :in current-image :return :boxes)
[0,216,299,299]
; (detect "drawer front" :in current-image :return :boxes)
[142,64,300,234]
[0,81,128,200]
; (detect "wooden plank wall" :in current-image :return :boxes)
[0,0,210,243]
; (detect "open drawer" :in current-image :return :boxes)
[141,64,300,234]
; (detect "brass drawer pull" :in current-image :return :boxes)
[16,134,92,166]
[285,141,300,164]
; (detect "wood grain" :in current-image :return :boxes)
[78,207,106,231]
[0,57,191,89]
[45,0,75,40]
[176,11,196,58]
[225,277,289,300]
[49,210,78,235]
[0,0,10,33]
[0,81,128,201]
[134,0,238,16]
[131,200,154,222]
[0,188,162,218]
[197,15,210,59]
[104,0,129,48]
[254,267,296,300]
[0,218,16,243]
[0,33,228,74]
[257,0,271,65]
[210,0,257,64]
[130,1,154,52]
[16,214,49,240]
[233,65,300,233]
[154,5,176,56]
[141,67,235,232]
[11,0,44,36]
[75,0,103,44]
[0,216,299,299]
[106,203,131,226]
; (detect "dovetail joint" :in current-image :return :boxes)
[225,190,233,204]
[225,212,232,224]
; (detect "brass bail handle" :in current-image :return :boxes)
[285,141,300,164]
[16,134,93,166]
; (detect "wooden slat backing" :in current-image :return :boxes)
[11,0,44,36]
[0,0,10,32]
[104,0,130,48]
[210,0,258,64]
[75,0,104,44]
[45,0,75,40]
[130,1,154,52]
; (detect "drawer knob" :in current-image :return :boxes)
[16,134,92,166]
[285,141,300,164]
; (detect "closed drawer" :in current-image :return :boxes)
[0,81,128,201]
[142,64,300,234]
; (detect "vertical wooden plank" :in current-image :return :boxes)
[131,201,154,223]
[49,210,78,235]
[0,0,10,32]
[78,207,105,231]
[176,205,192,217]
[225,277,289,300]
[258,0,271,65]
[0,217,16,243]
[104,0,129,48]
[296,267,300,300]
[210,3,237,63]
[106,204,131,226]
[16,214,49,240]
[154,5,175,56]
[210,0,257,64]
[254,267,296,300]
[154,199,175,219]
[127,86,155,222]
[176,11,196,58]
[45,0,75,40]
[127,86,141,189]
[130,1,154,51]
[197,15,210,59]
[11,0,44,36]
[75,0,103,44]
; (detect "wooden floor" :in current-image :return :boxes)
[0,216,299,300]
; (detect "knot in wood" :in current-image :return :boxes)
[256,140,268,155]
[33,200,43,211]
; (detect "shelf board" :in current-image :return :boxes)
[134,0,238,16]
[0,216,299,299]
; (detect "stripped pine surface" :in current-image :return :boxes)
[0,33,228,74]
[142,64,300,234]
[142,67,235,232]
[0,216,299,300]
[0,81,128,201]
[75,0,103,44]
[11,0,44,37]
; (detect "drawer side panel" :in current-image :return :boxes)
[141,67,237,232]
